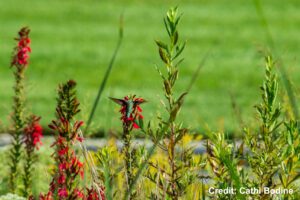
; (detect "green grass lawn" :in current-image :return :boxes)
[1,0,300,135]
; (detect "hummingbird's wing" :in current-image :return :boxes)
[133,99,147,106]
[109,97,126,106]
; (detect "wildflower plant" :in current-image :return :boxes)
[40,80,86,199]
[8,27,31,193]
[243,56,300,199]
[110,95,146,199]
[245,56,285,198]
[145,7,199,199]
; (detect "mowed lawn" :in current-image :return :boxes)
[0,0,300,135]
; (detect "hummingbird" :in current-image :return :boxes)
[109,96,146,119]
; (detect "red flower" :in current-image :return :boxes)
[18,38,30,47]
[86,187,106,200]
[73,189,84,198]
[133,123,139,129]
[71,157,82,167]
[32,124,43,148]
[77,136,83,142]
[58,147,69,156]
[57,136,66,145]
[39,191,53,200]
[80,169,84,179]
[137,105,142,112]
[58,188,68,198]
[11,27,31,67]
[58,174,66,184]
[59,163,67,171]
[111,95,145,129]
[24,115,43,150]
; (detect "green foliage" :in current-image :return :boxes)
[245,56,285,199]
[56,80,80,122]
[278,120,300,199]
[145,7,201,200]
[206,132,245,199]
[96,147,115,200]
[206,56,300,200]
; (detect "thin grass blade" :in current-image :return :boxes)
[85,14,124,133]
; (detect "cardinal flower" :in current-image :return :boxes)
[58,188,68,198]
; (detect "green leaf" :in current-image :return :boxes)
[159,47,169,64]
[173,41,186,60]
[287,157,293,173]
[155,40,168,50]
[176,92,188,107]
[135,118,144,130]
[173,31,179,45]
[287,129,293,145]
[164,79,172,95]
[163,18,171,36]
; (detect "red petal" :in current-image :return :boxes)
[133,123,139,129]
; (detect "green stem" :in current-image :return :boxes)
[22,148,34,197]
[170,123,177,200]
[9,67,25,193]
[123,123,133,200]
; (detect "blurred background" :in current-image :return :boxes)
[0,0,300,136]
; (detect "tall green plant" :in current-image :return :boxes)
[245,56,285,199]
[110,95,146,199]
[145,7,197,200]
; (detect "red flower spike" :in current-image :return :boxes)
[11,27,31,68]
[23,115,43,150]
[39,81,97,198]
[110,95,146,130]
